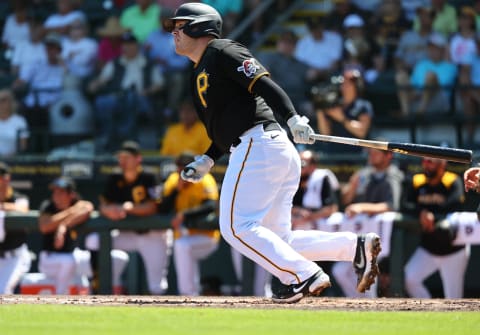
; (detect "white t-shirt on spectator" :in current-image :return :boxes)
[20,59,65,108]
[11,41,47,73]
[62,37,98,78]
[0,114,29,156]
[44,11,86,30]
[294,31,343,70]
[1,14,30,49]
[449,34,477,66]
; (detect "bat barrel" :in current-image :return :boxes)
[387,142,472,164]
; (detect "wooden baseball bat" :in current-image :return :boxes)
[309,134,472,164]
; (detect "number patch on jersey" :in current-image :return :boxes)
[196,70,209,108]
[237,58,260,78]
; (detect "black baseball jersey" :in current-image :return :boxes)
[191,39,283,158]
[404,171,465,255]
[102,171,156,204]
[39,198,81,253]
[0,189,28,251]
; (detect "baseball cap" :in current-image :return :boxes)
[49,176,76,191]
[343,14,364,28]
[0,162,10,176]
[460,6,476,19]
[121,31,138,43]
[428,33,447,48]
[44,33,63,49]
[117,140,141,155]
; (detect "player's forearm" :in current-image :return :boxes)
[124,201,157,217]
[251,75,297,121]
[309,204,338,221]
[38,212,69,233]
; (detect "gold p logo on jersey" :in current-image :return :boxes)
[196,70,209,108]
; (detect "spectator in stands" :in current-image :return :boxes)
[144,9,190,119]
[61,18,98,85]
[0,162,31,294]
[160,99,211,156]
[395,6,435,80]
[10,19,47,77]
[401,0,429,22]
[37,176,94,295]
[395,32,457,116]
[324,0,366,33]
[402,157,468,298]
[0,89,29,157]
[316,69,373,154]
[201,0,243,37]
[259,29,311,119]
[449,6,477,67]
[394,5,435,116]
[89,140,173,295]
[1,0,32,51]
[333,146,403,298]
[158,151,219,295]
[12,32,66,153]
[294,16,343,84]
[413,0,457,38]
[458,33,480,147]
[368,0,410,71]
[120,0,161,43]
[341,13,381,80]
[87,31,164,152]
[95,16,126,70]
[44,0,86,37]
[292,149,339,231]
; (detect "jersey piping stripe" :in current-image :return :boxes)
[229,137,301,284]
[247,72,269,93]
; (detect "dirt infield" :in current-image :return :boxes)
[1,295,479,311]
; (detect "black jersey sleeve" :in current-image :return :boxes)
[216,42,297,121]
[205,142,225,161]
[251,75,298,121]
[217,42,270,92]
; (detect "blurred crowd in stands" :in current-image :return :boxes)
[1,0,480,158]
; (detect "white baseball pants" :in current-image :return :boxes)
[219,124,358,285]
[404,246,470,298]
[173,234,218,295]
[0,244,31,294]
[112,230,173,294]
[39,251,77,294]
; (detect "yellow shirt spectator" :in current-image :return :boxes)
[163,172,219,213]
[160,100,211,156]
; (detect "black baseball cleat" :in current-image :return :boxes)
[271,269,331,304]
[354,232,382,293]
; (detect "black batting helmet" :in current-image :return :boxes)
[163,3,222,38]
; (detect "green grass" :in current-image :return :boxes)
[0,305,479,335]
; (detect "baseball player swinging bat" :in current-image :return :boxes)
[309,134,472,164]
